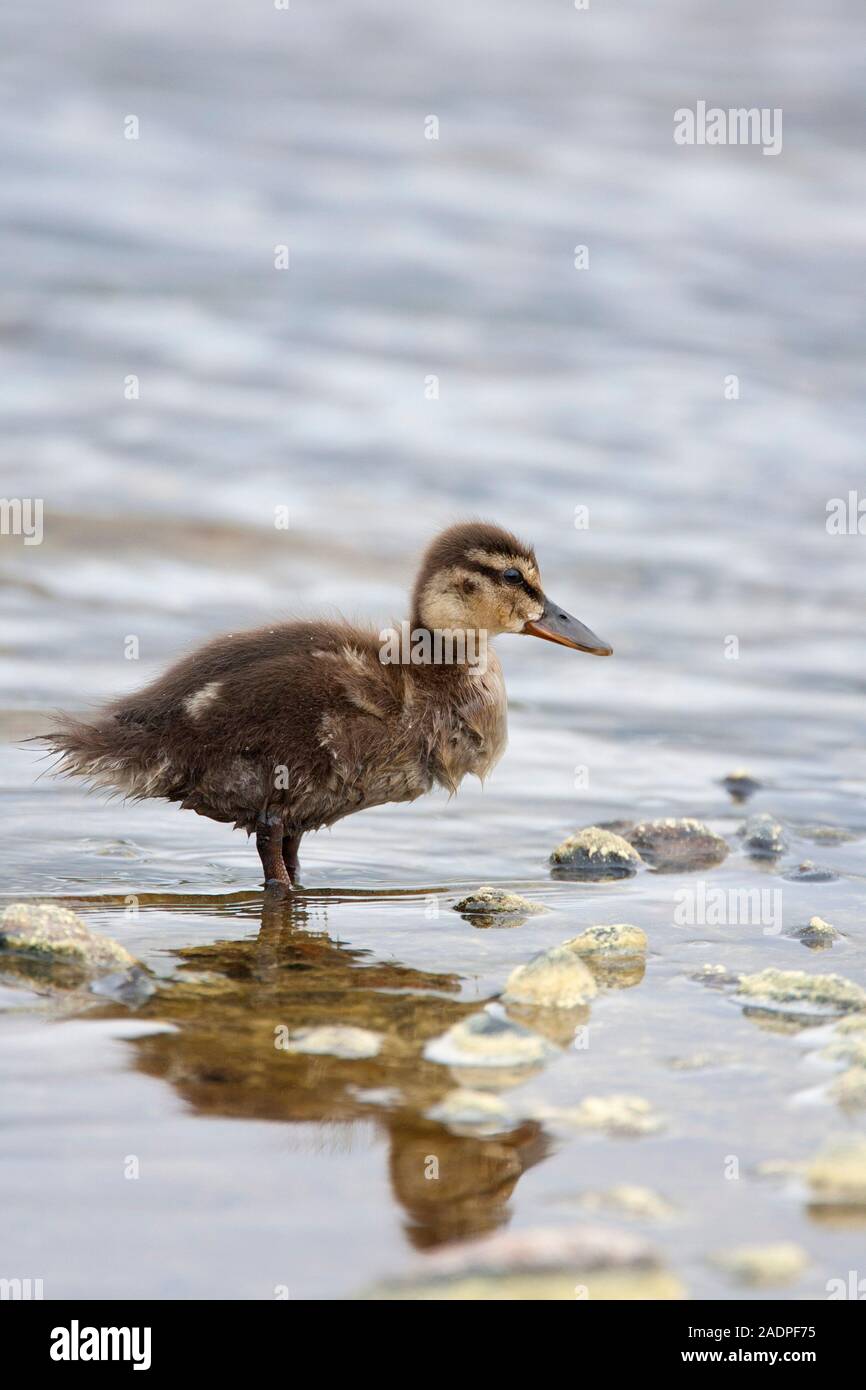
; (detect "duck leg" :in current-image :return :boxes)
[282,831,302,884]
[256,817,292,892]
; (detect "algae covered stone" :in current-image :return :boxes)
[737,968,866,1018]
[452,885,545,927]
[738,813,788,859]
[532,1094,663,1137]
[566,923,647,957]
[549,827,641,880]
[426,1088,515,1136]
[795,916,840,950]
[503,944,598,1009]
[0,902,137,974]
[282,1025,383,1059]
[362,1222,684,1300]
[721,769,763,802]
[785,859,836,883]
[807,1138,866,1207]
[423,1007,553,1070]
[829,1069,866,1110]
[623,818,728,872]
[711,1242,808,1287]
[568,1186,673,1221]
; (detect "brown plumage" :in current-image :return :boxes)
[38,521,611,889]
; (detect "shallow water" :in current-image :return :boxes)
[1,0,865,1298]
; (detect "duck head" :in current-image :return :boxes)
[410,521,612,655]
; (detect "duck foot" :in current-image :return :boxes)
[256,817,292,891]
[282,831,302,885]
[264,877,292,899]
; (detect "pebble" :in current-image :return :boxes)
[721,769,763,802]
[503,944,598,1009]
[423,1007,553,1070]
[711,1242,808,1287]
[754,1158,806,1182]
[800,825,856,845]
[282,1025,383,1059]
[691,963,740,989]
[362,1223,684,1300]
[807,1138,866,1207]
[834,1013,866,1036]
[0,902,137,975]
[90,970,155,1006]
[566,923,647,957]
[665,1050,734,1071]
[738,813,788,859]
[549,827,641,880]
[794,915,840,950]
[426,1089,515,1136]
[623,818,728,872]
[452,886,545,927]
[532,1094,663,1137]
[784,860,837,883]
[737,968,866,1018]
[828,1069,866,1110]
[819,1028,866,1069]
[564,1185,673,1221]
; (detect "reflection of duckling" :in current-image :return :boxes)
[87,898,548,1249]
[40,522,610,888]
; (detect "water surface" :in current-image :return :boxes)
[1,0,865,1299]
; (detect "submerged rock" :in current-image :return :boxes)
[363,1222,684,1300]
[423,1007,553,1071]
[820,1028,866,1071]
[721,769,763,802]
[807,1138,866,1207]
[794,916,840,950]
[828,1069,866,1110]
[623,818,728,872]
[665,1049,735,1071]
[90,969,155,1006]
[283,1025,383,1059]
[426,1089,515,1136]
[531,1094,663,1137]
[503,944,598,1009]
[711,1243,808,1287]
[691,963,740,989]
[737,968,866,1019]
[800,824,856,845]
[785,860,837,883]
[566,923,647,957]
[0,903,137,977]
[738,813,788,859]
[549,827,641,880]
[452,886,545,928]
[564,1185,673,1221]
[754,1158,807,1182]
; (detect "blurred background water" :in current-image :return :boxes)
[1,0,865,1300]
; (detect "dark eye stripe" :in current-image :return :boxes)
[466,559,542,602]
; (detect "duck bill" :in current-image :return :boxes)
[522,597,612,656]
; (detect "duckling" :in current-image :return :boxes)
[40,521,611,889]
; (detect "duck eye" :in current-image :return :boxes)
[502,568,523,585]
